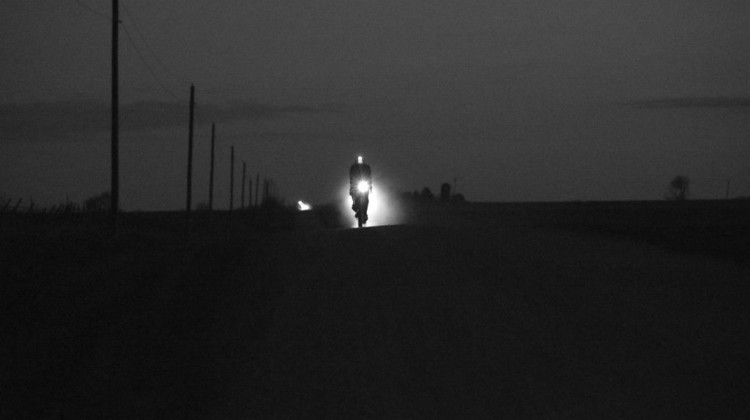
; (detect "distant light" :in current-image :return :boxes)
[357,155,363,164]
[297,200,311,211]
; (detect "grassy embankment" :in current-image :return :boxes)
[0,209,291,417]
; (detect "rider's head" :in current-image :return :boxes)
[357,155,363,164]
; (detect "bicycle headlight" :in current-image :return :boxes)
[357,180,369,193]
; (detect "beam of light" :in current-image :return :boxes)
[339,182,404,228]
[297,200,312,211]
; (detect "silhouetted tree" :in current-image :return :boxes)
[666,175,690,201]
[421,187,434,200]
[440,183,451,202]
[0,196,11,213]
[84,191,111,213]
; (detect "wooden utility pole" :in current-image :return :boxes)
[229,145,235,211]
[186,84,195,215]
[726,179,731,200]
[262,179,269,206]
[255,173,260,207]
[248,180,253,209]
[209,122,215,210]
[241,161,247,209]
[111,0,119,234]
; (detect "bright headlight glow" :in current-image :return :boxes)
[340,181,402,228]
[297,200,311,211]
[357,181,369,193]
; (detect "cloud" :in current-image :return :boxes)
[0,100,341,141]
[624,97,750,109]
[0,101,109,138]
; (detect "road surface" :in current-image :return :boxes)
[212,212,750,418]
[7,208,750,418]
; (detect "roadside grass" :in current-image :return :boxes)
[0,210,286,418]
[425,199,750,264]
[542,200,750,264]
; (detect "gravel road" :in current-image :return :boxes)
[209,213,750,418]
[5,208,748,418]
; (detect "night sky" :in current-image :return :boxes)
[1,0,749,210]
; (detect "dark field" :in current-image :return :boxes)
[1,200,749,418]
[429,200,750,263]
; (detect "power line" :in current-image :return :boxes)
[121,3,185,84]
[67,0,182,101]
[66,0,112,21]
[66,0,188,104]
[121,24,181,101]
